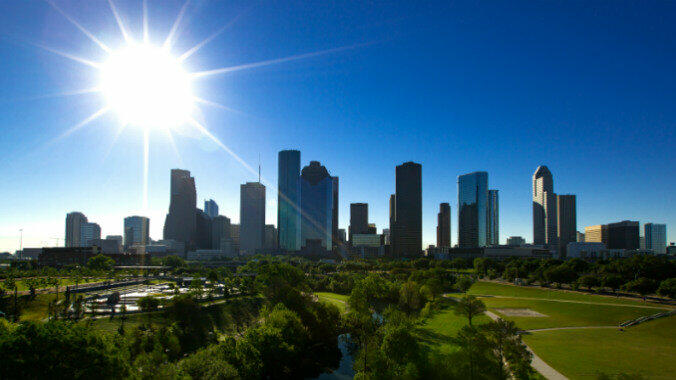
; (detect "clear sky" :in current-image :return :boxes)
[0,0,674,253]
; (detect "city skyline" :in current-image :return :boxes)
[1,1,675,252]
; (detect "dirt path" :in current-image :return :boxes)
[524,326,617,333]
[474,295,672,310]
[485,310,568,380]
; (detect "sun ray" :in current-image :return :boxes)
[142,128,150,210]
[19,87,101,101]
[44,0,112,53]
[142,0,149,43]
[190,42,370,78]
[193,96,246,115]
[51,106,110,144]
[165,129,184,167]
[163,0,191,51]
[30,41,101,68]
[101,122,128,163]
[107,0,132,43]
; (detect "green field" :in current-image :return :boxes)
[416,304,490,353]
[315,292,348,312]
[2,277,107,292]
[523,316,676,379]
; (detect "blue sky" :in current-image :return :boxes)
[0,0,674,252]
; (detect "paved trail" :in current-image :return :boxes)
[524,326,617,333]
[474,295,672,310]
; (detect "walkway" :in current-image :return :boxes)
[474,295,672,310]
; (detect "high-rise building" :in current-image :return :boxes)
[506,236,526,246]
[533,166,557,246]
[80,222,101,247]
[124,216,150,247]
[607,221,640,250]
[163,169,196,251]
[645,223,667,254]
[338,228,346,244]
[65,212,88,247]
[231,224,240,253]
[240,182,266,254]
[576,231,585,242]
[436,203,451,248]
[264,224,278,250]
[300,161,334,249]
[585,225,608,244]
[204,199,219,219]
[211,215,231,251]
[392,162,422,257]
[195,209,213,249]
[487,190,499,246]
[277,150,301,251]
[332,176,340,248]
[458,171,488,248]
[349,203,369,243]
[556,195,576,257]
[382,228,391,245]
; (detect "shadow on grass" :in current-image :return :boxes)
[414,327,452,346]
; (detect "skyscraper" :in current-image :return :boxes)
[211,215,231,251]
[195,209,213,249]
[204,199,219,219]
[124,216,150,247]
[533,166,557,246]
[458,171,488,248]
[163,169,196,250]
[556,195,576,257]
[264,224,278,250]
[65,212,87,247]
[240,182,266,254]
[645,223,667,254]
[487,190,499,246]
[436,203,451,248]
[277,150,301,251]
[332,176,340,248]
[607,220,640,250]
[349,203,369,243]
[80,222,101,247]
[392,162,422,257]
[300,161,334,249]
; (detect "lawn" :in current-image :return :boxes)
[416,302,491,354]
[315,292,348,313]
[523,316,676,379]
[2,277,107,292]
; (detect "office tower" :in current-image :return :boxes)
[277,150,301,251]
[264,224,278,250]
[458,171,488,248]
[576,231,585,242]
[163,169,197,249]
[65,212,87,247]
[124,216,150,247]
[607,221,640,250]
[332,176,340,248]
[532,166,557,246]
[231,224,240,252]
[349,203,369,243]
[382,228,391,245]
[506,236,526,246]
[556,195,576,257]
[645,223,667,254]
[585,225,608,244]
[195,209,213,249]
[392,162,422,257]
[300,161,334,249]
[338,229,346,244]
[106,235,123,247]
[436,203,451,248]
[80,222,101,247]
[389,194,396,247]
[487,190,499,246]
[240,182,266,254]
[211,215,231,251]
[204,199,219,219]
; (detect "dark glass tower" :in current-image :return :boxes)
[332,176,340,248]
[349,203,369,243]
[163,169,196,251]
[392,162,422,257]
[437,203,451,248]
[458,171,488,248]
[300,161,334,249]
[487,190,499,246]
[277,150,301,251]
[556,194,576,257]
[240,182,266,254]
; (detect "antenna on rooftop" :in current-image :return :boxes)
[258,153,261,183]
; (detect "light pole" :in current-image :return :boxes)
[18,229,23,259]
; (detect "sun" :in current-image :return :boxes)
[100,43,194,129]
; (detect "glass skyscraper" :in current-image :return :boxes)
[277,150,301,251]
[204,199,219,219]
[458,171,488,248]
[487,190,499,246]
[533,165,557,246]
[392,162,422,257]
[124,216,150,247]
[644,223,667,254]
[163,169,196,250]
[300,161,334,249]
[240,182,266,254]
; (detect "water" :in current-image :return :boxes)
[312,334,355,380]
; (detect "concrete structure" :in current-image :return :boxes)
[607,220,640,250]
[163,169,196,251]
[204,199,219,219]
[644,223,667,254]
[91,238,122,254]
[65,212,87,247]
[429,246,551,260]
[277,150,301,251]
[391,162,422,257]
[487,190,499,246]
[211,215,231,251]
[349,203,369,243]
[667,243,676,256]
[264,224,278,250]
[352,234,381,247]
[437,203,451,248]
[240,182,266,254]
[576,231,585,242]
[506,236,526,246]
[80,222,101,247]
[566,242,611,259]
[382,228,391,245]
[300,161,334,250]
[124,216,150,247]
[585,224,608,244]
[458,171,488,248]
[532,166,557,247]
[556,194,576,257]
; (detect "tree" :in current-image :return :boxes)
[455,277,474,293]
[602,274,624,294]
[87,254,115,271]
[138,295,160,312]
[399,281,424,314]
[482,318,533,379]
[161,255,185,269]
[453,325,503,380]
[455,295,486,326]
[657,278,676,299]
[577,274,600,291]
[622,277,658,302]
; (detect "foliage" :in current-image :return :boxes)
[137,295,160,312]
[87,254,115,271]
[657,278,676,298]
[454,295,486,326]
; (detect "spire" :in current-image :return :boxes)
[258,153,261,183]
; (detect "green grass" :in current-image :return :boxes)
[469,282,666,308]
[19,293,56,322]
[523,316,676,379]
[86,312,170,333]
[2,277,106,292]
[416,302,491,353]
[315,292,348,312]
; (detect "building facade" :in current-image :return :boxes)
[211,215,231,251]
[458,171,488,248]
[392,162,422,257]
[65,212,87,247]
[300,161,334,249]
[437,203,451,248]
[556,194,576,257]
[277,150,301,251]
[607,220,640,250]
[124,216,150,247]
[264,224,278,250]
[80,222,101,247]
[332,176,340,248]
[204,199,219,219]
[195,209,213,249]
[163,169,196,251]
[240,182,266,254]
[506,236,526,246]
[533,166,557,246]
[644,223,667,254]
[487,190,499,246]
[350,203,369,243]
